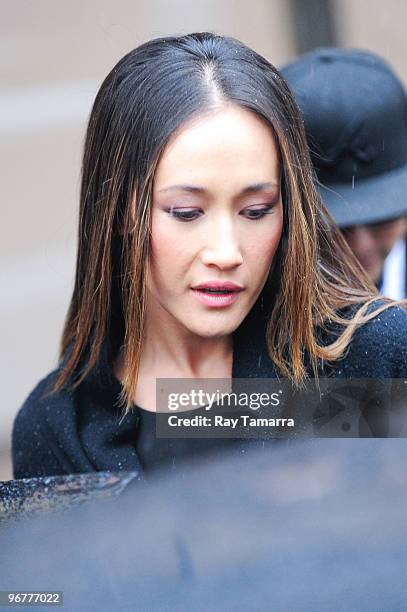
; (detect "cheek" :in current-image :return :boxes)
[375,220,407,250]
[387,221,407,244]
[149,220,194,284]
[244,217,283,269]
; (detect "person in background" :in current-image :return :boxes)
[282,48,407,299]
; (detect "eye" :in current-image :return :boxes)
[241,204,276,220]
[167,208,203,222]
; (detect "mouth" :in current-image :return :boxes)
[190,282,244,308]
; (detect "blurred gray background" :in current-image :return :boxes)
[2,0,407,481]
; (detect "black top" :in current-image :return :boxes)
[12,302,407,480]
[136,407,239,474]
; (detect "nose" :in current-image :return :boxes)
[200,216,243,269]
[344,226,376,254]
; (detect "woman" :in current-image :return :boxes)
[12,33,407,480]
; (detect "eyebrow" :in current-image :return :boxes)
[157,182,279,195]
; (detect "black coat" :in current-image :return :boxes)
[12,304,407,479]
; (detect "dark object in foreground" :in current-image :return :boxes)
[0,471,142,523]
[1,440,407,611]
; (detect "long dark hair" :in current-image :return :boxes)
[51,32,398,414]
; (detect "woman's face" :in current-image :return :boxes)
[147,104,283,339]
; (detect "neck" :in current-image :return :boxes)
[141,307,233,378]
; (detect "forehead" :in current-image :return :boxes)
[153,105,280,194]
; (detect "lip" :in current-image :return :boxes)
[191,281,244,308]
[191,281,244,291]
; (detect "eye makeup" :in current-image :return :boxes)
[166,201,278,222]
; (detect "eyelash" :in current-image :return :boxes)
[168,205,276,222]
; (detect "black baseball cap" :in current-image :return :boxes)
[282,48,407,227]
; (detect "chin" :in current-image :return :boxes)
[189,326,230,339]
[189,316,245,339]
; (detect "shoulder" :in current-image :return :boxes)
[13,369,62,437]
[12,368,80,479]
[335,302,407,377]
